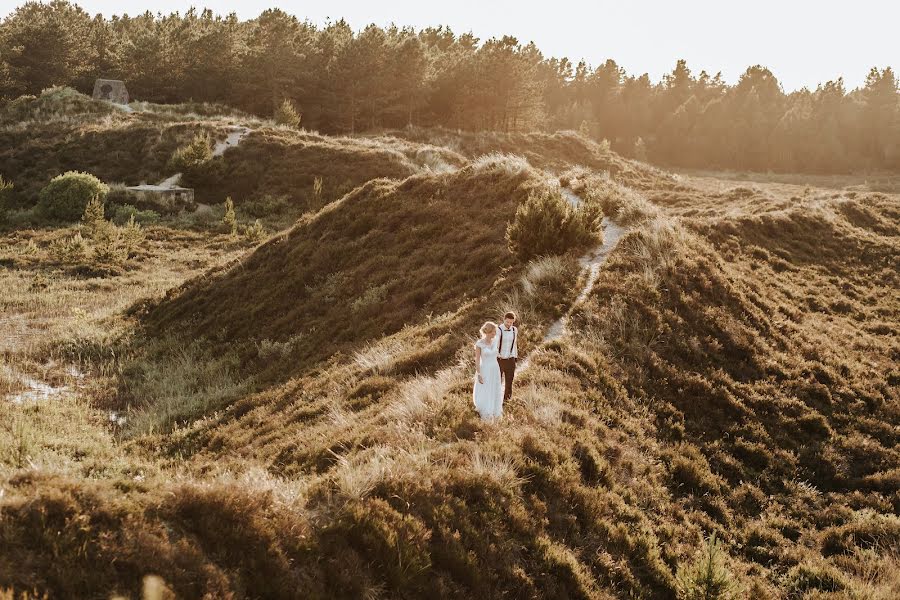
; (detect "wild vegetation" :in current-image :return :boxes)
[0,72,898,599]
[1,2,898,173]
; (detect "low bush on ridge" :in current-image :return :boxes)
[506,187,603,260]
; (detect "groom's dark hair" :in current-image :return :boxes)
[504,311,517,321]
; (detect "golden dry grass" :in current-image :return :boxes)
[0,116,898,599]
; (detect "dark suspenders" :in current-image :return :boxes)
[498,326,516,358]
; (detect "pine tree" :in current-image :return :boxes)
[676,534,740,600]
[121,214,145,258]
[223,196,237,236]
[81,195,106,237]
[274,98,301,128]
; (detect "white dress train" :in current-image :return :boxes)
[473,337,503,420]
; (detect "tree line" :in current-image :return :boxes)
[1,1,898,173]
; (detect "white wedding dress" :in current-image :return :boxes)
[473,336,503,420]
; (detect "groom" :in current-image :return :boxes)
[496,311,519,401]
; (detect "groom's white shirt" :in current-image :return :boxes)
[497,325,518,359]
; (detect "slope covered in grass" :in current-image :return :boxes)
[143,157,545,383]
[190,129,467,216]
[1,102,898,599]
[5,186,897,599]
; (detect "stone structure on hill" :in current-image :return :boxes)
[92,79,129,104]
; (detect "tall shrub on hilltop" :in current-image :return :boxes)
[169,133,221,186]
[506,188,602,261]
[38,171,109,222]
[274,98,301,128]
[169,133,213,172]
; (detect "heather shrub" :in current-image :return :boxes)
[506,187,602,260]
[38,171,109,222]
[242,194,290,218]
[821,512,900,556]
[108,204,159,225]
[785,560,848,597]
[667,443,723,497]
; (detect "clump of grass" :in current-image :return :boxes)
[313,175,323,199]
[785,559,848,597]
[471,152,530,176]
[520,255,574,296]
[254,335,303,361]
[0,410,35,468]
[469,449,525,487]
[119,336,254,435]
[384,368,456,425]
[354,338,407,375]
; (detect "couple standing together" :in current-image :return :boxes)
[472,311,519,421]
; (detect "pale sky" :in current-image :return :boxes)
[3,1,897,91]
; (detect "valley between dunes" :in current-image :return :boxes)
[1,90,898,599]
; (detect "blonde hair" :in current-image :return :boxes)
[480,321,498,337]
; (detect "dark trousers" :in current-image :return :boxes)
[497,357,517,400]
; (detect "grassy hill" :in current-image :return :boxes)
[192,129,466,218]
[381,126,666,189]
[0,91,898,599]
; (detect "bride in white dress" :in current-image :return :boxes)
[473,321,503,420]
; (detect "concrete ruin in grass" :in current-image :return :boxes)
[92,79,129,105]
[125,184,195,214]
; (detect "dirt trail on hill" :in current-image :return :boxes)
[542,216,626,343]
[518,185,626,371]
[157,125,251,189]
[213,126,250,158]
